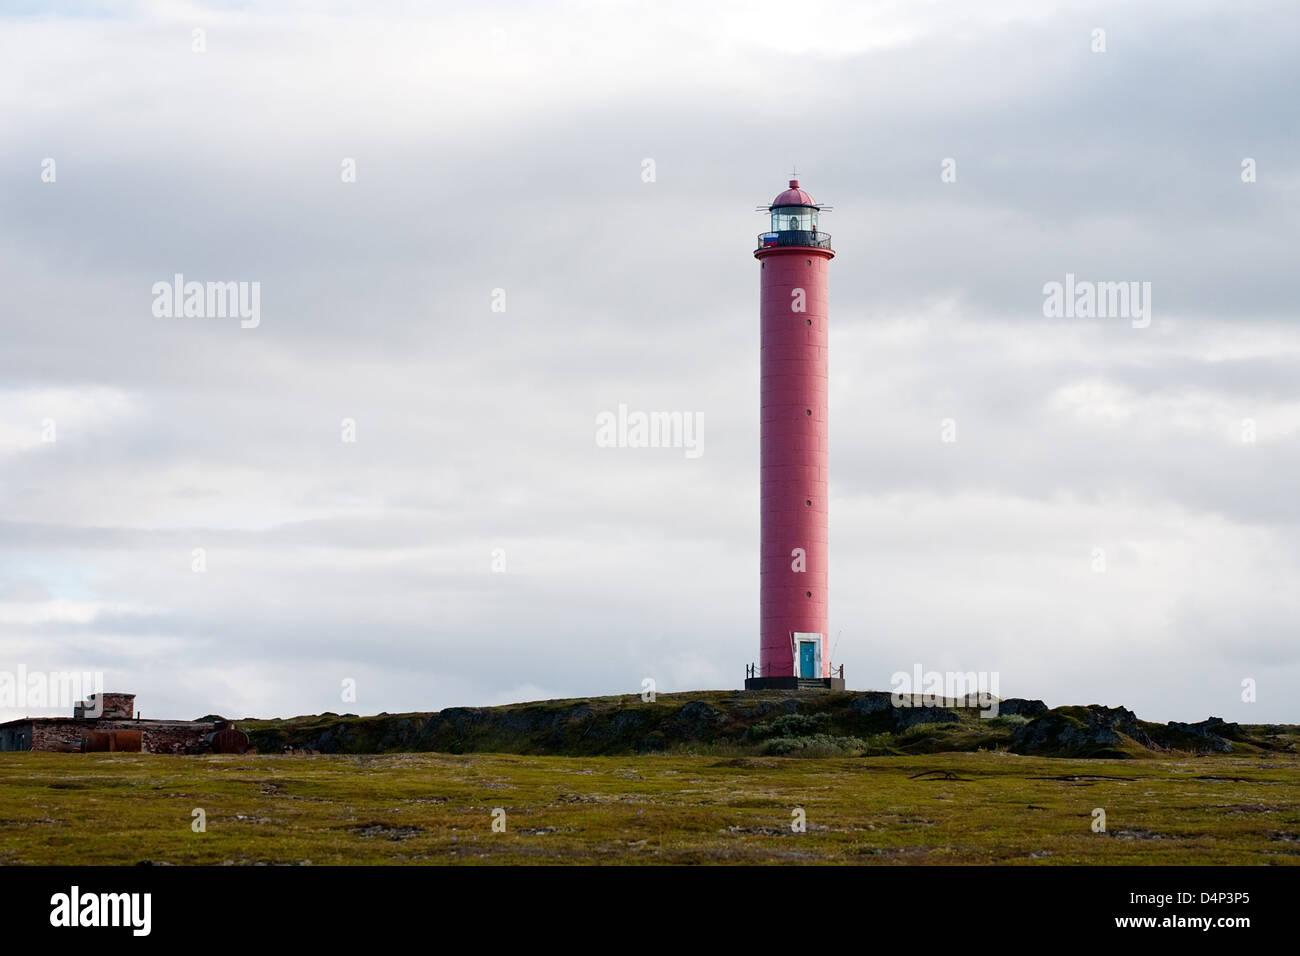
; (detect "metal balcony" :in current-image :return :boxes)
[756,230,833,252]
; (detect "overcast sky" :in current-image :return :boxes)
[1,0,1297,724]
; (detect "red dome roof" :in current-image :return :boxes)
[771,179,816,206]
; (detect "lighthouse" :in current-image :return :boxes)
[745,178,844,691]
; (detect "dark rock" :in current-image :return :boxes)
[441,707,484,736]
[850,693,893,717]
[734,700,784,720]
[892,706,960,729]
[561,704,594,726]
[1012,705,1154,757]
[610,709,651,734]
[1159,717,1239,753]
[664,701,727,740]
[498,707,544,736]
[376,717,417,751]
[996,698,1048,717]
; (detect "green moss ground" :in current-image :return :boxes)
[1,750,1297,864]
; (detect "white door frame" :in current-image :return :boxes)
[793,631,823,678]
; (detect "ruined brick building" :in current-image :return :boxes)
[0,692,248,754]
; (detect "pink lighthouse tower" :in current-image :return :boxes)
[745,177,844,691]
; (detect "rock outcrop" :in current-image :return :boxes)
[241,692,1290,760]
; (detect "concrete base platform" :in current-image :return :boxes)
[744,676,846,691]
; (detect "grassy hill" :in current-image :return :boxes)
[239,690,1299,760]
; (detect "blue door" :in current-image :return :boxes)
[799,642,816,678]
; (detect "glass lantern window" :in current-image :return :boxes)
[771,205,817,232]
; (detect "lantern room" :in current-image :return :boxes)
[757,179,833,250]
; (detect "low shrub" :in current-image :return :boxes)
[749,712,831,740]
[763,733,870,756]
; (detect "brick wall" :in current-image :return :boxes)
[24,719,215,754]
[86,693,136,719]
[30,721,86,751]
